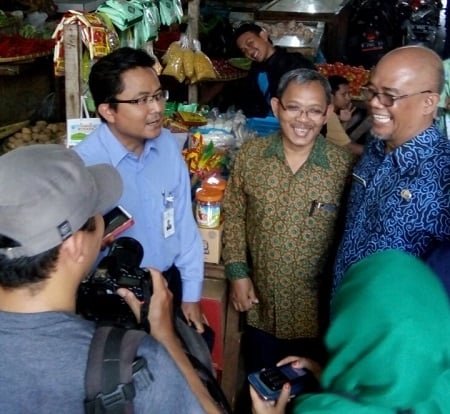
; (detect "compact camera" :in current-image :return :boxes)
[76,237,152,329]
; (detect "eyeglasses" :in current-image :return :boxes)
[108,90,169,106]
[278,100,327,121]
[360,87,432,107]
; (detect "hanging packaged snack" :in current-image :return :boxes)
[162,40,185,83]
[96,0,143,32]
[142,1,161,41]
[180,33,195,79]
[192,39,217,83]
[159,0,182,26]
[52,11,113,76]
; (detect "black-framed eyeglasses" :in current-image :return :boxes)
[108,90,169,106]
[278,100,327,121]
[360,87,432,107]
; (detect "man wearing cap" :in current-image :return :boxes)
[0,144,218,413]
[75,47,204,332]
[233,23,315,118]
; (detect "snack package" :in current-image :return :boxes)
[180,34,195,79]
[52,11,114,76]
[162,40,185,83]
[142,1,160,40]
[192,39,217,82]
[97,0,143,31]
[159,0,177,26]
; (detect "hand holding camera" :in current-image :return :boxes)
[76,237,152,330]
[117,267,176,342]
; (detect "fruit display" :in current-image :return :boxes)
[316,62,370,98]
[1,120,66,153]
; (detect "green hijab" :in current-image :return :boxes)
[292,250,450,414]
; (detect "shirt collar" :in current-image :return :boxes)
[100,123,159,166]
[263,131,330,169]
[371,124,443,172]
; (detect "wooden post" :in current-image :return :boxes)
[187,0,200,104]
[63,24,83,119]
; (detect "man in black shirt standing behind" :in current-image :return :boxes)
[234,23,315,118]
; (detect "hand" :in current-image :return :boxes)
[339,104,355,123]
[230,278,259,312]
[117,267,176,342]
[250,383,290,414]
[275,356,323,382]
[181,301,205,333]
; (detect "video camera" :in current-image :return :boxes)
[76,237,152,330]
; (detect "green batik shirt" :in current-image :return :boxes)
[222,132,355,339]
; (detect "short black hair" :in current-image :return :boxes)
[89,47,156,119]
[328,75,349,94]
[233,22,264,44]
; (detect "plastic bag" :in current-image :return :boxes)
[97,0,143,31]
[144,41,163,75]
[193,39,217,82]
[162,41,185,83]
[159,0,177,26]
[180,34,195,79]
[142,0,160,40]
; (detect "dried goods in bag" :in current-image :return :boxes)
[192,39,217,82]
[162,40,185,82]
[180,34,195,79]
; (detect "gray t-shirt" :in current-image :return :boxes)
[0,311,205,413]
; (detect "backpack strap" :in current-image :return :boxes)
[85,326,148,414]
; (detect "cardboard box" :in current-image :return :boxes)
[201,277,228,372]
[199,224,223,264]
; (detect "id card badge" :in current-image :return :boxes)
[163,207,175,238]
[162,190,175,238]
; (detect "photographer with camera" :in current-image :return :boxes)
[0,144,219,413]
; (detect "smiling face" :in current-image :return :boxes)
[98,66,165,153]
[366,47,441,151]
[236,30,275,63]
[271,80,332,152]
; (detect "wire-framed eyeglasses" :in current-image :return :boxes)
[278,100,327,121]
[108,90,169,106]
[360,87,432,107]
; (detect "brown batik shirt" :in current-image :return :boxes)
[222,132,355,339]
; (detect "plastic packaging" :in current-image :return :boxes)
[195,188,223,228]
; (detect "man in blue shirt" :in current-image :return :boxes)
[333,45,450,291]
[75,47,204,331]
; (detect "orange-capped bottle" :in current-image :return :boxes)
[195,188,223,228]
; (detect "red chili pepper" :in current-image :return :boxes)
[0,35,55,58]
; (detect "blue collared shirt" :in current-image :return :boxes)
[333,125,450,290]
[75,123,204,302]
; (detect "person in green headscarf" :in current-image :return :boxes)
[250,249,450,414]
